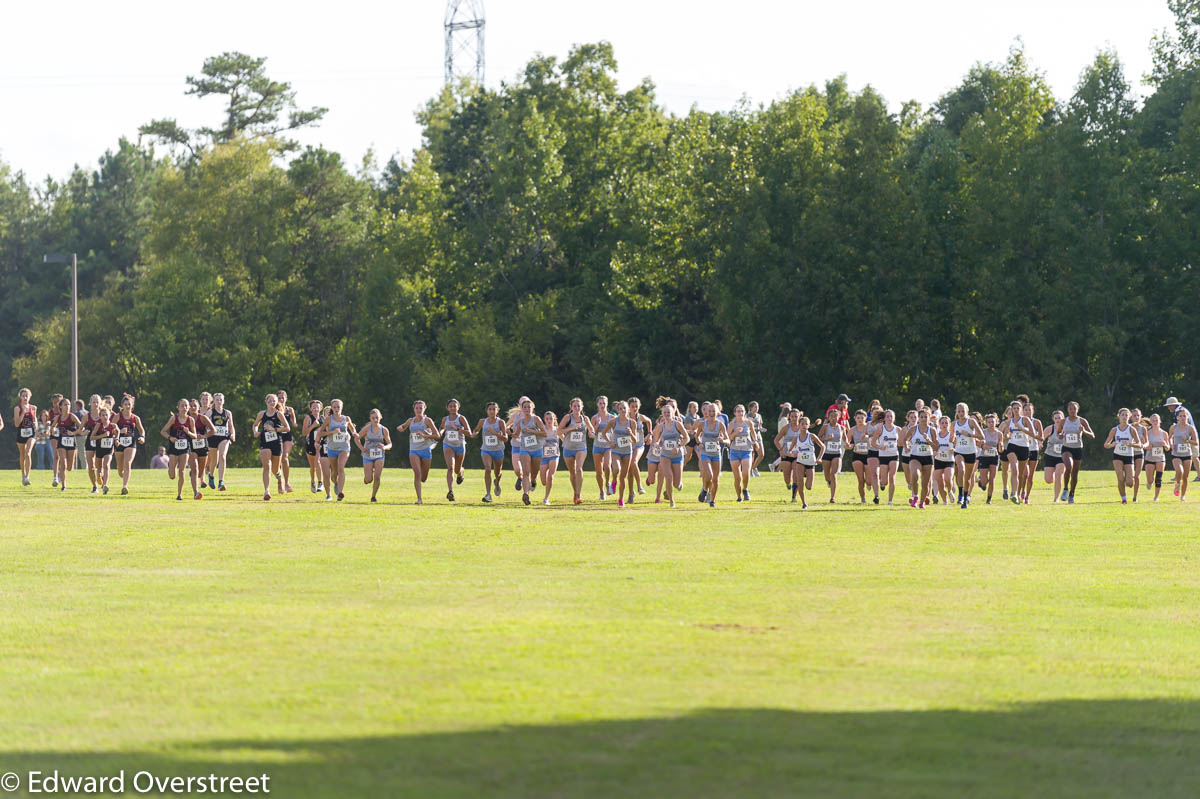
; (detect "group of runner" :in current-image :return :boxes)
[10,389,1199,507]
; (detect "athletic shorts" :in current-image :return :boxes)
[208,436,229,447]
[851,453,869,465]
[1061,445,1083,461]
[977,455,999,469]
[563,449,585,459]
[822,452,842,463]
[305,442,318,457]
[1112,454,1134,466]
[868,450,880,460]
[95,445,114,458]
[170,445,191,459]
[934,458,955,470]
[1043,454,1063,468]
[1026,448,1039,464]
[444,444,465,455]
[1132,451,1145,464]
[700,453,721,463]
[878,455,898,466]
[899,454,911,466]
[481,449,505,461]
[729,450,752,462]
[615,450,634,460]
[593,444,611,454]
[259,440,282,457]
[279,431,293,443]
[85,438,97,452]
[910,454,933,467]
[410,448,432,461]
[191,446,210,458]
[780,455,796,463]
[956,452,977,464]
[663,455,683,465]
[1004,444,1029,460]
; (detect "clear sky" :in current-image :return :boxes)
[0,0,1178,182]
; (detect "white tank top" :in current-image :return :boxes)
[953,419,977,454]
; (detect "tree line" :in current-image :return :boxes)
[3,3,1200,467]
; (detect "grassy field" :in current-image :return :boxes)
[2,464,1199,797]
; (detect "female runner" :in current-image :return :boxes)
[1001,402,1029,503]
[951,403,985,508]
[847,409,872,503]
[652,398,688,507]
[1103,408,1138,504]
[88,406,118,495]
[591,395,616,498]
[441,399,472,501]
[867,409,886,504]
[976,413,1003,504]
[819,407,847,503]
[1129,408,1146,502]
[1059,401,1095,504]
[113,394,145,495]
[539,412,561,505]
[396,400,440,505]
[904,409,936,508]
[727,404,757,502]
[207,393,235,491]
[318,399,356,502]
[897,410,915,499]
[774,407,803,494]
[748,400,766,477]
[681,401,700,471]
[600,401,638,507]
[161,398,198,500]
[628,397,652,495]
[1170,408,1198,501]
[560,398,594,505]
[1041,411,1067,501]
[13,388,37,486]
[303,400,325,493]
[695,402,730,507]
[356,408,391,502]
[475,402,507,503]
[869,410,901,505]
[81,394,104,493]
[1143,413,1169,501]
[52,398,80,491]
[252,394,290,501]
[788,415,824,508]
[1021,401,1043,504]
[508,398,544,506]
[188,399,216,500]
[273,390,297,494]
[933,415,956,504]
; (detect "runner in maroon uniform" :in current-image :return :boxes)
[160,399,198,500]
[113,395,146,495]
[189,398,216,500]
[53,398,81,491]
[88,407,118,494]
[82,394,104,493]
[12,388,37,486]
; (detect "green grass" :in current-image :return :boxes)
[2,464,1199,797]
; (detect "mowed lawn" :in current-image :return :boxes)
[2,465,1199,798]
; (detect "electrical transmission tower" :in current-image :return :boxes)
[444,0,485,86]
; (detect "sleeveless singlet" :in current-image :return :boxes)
[699,418,722,457]
[935,430,955,463]
[822,424,843,455]
[443,415,467,450]
[408,417,432,453]
[850,426,871,455]
[1112,424,1134,458]
[877,424,900,458]
[1145,429,1168,463]
[563,414,588,453]
[481,418,505,452]
[909,425,934,458]
[729,419,754,453]
[1045,428,1064,458]
[1172,426,1193,457]
[363,423,386,460]
[659,419,683,458]
[792,432,817,465]
[953,419,977,454]
[611,418,634,456]
[982,429,1001,457]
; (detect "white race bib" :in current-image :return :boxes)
[1115,442,1131,456]
[331,432,350,446]
[412,434,427,448]
[263,430,278,443]
[119,436,133,447]
[192,438,207,450]
[98,437,113,448]
[854,441,868,454]
[543,442,560,458]
[1066,432,1080,445]
[1176,444,1191,456]
[174,438,189,450]
[484,434,499,448]
[569,430,585,444]
[734,435,749,448]
[663,439,679,452]
[523,434,537,448]
[956,435,972,449]
[703,440,719,454]
[19,428,33,438]
[1152,446,1164,458]
[1048,442,1063,456]
[213,425,229,437]
[446,430,462,445]
[984,446,998,457]
[914,442,931,456]
[825,439,842,453]
[368,447,383,460]
[798,450,816,466]
[60,437,75,449]
[617,436,632,449]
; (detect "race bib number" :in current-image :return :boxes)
[412,434,427,448]
[213,425,229,437]
[984,446,998,456]
[854,442,868,454]
[192,438,207,450]
[617,436,632,449]
[650,445,662,458]
[569,430,585,444]
[957,435,972,449]
[1151,446,1164,458]
[937,447,954,460]
[523,434,537,448]
[663,439,679,452]
[1065,432,1080,445]
[1175,444,1190,456]
[331,432,349,446]
[174,438,189,450]
[734,435,750,448]
[263,430,278,443]
[60,437,75,449]
[446,430,462,445]
[703,441,719,454]
[543,442,560,458]
[825,439,842,453]
[1115,442,1131,456]
[798,450,816,466]
[484,434,499,448]
[1048,442,1063,456]
[19,427,33,438]
[914,442,931,456]
[368,447,383,460]
[99,437,113,448]
[118,436,133,447]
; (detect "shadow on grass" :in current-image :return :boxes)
[5,701,1200,798]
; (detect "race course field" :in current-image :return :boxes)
[2,467,1199,797]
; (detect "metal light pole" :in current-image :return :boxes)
[43,253,78,404]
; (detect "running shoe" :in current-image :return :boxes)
[709,500,715,507]
[121,488,128,496]
[887,500,893,505]
[311,483,317,493]
[909,497,917,507]
[574,497,582,505]
[1011,495,1019,505]
[873,497,879,505]
[1068,496,1075,505]
[447,490,455,501]
[483,494,492,503]
[325,495,333,502]
[637,486,645,495]
[457,473,464,485]
[177,495,183,501]
[370,497,377,503]
[768,462,778,473]
[670,499,676,508]
[543,499,550,506]
[219,482,226,491]
[698,490,707,503]
[1121,497,1128,504]
[317,482,324,491]
[91,486,98,494]
[610,481,617,494]
[494,483,501,496]
[522,493,531,506]
[52,478,59,487]
[515,477,522,492]
[532,479,538,490]
[600,491,606,501]
[337,492,344,501]
[932,496,938,504]
[194,492,203,500]
[103,485,109,495]
[617,499,624,507]
[791,496,797,504]
[742,490,750,501]
[1060,489,1069,502]
[737,495,743,503]
[208,475,216,490]
[802,502,808,509]
[1175,485,1181,497]
[61,484,66,491]
[1003,489,1009,500]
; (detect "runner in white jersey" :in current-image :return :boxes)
[1020,400,1043,504]
[1103,407,1137,504]
[1060,401,1095,503]
[951,402,986,508]
[977,413,1003,504]
[819,407,847,503]
[786,415,824,509]
[1169,407,1198,501]
[1040,410,1067,502]
[933,416,956,505]
[1001,402,1031,503]
[590,395,616,499]
[560,397,595,506]
[868,409,901,505]
[773,408,804,494]
[847,409,872,503]
[901,408,936,508]
[899,410,918,501]
[1128,408,1147,502]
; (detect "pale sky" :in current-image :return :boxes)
[0,0,1178,182]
